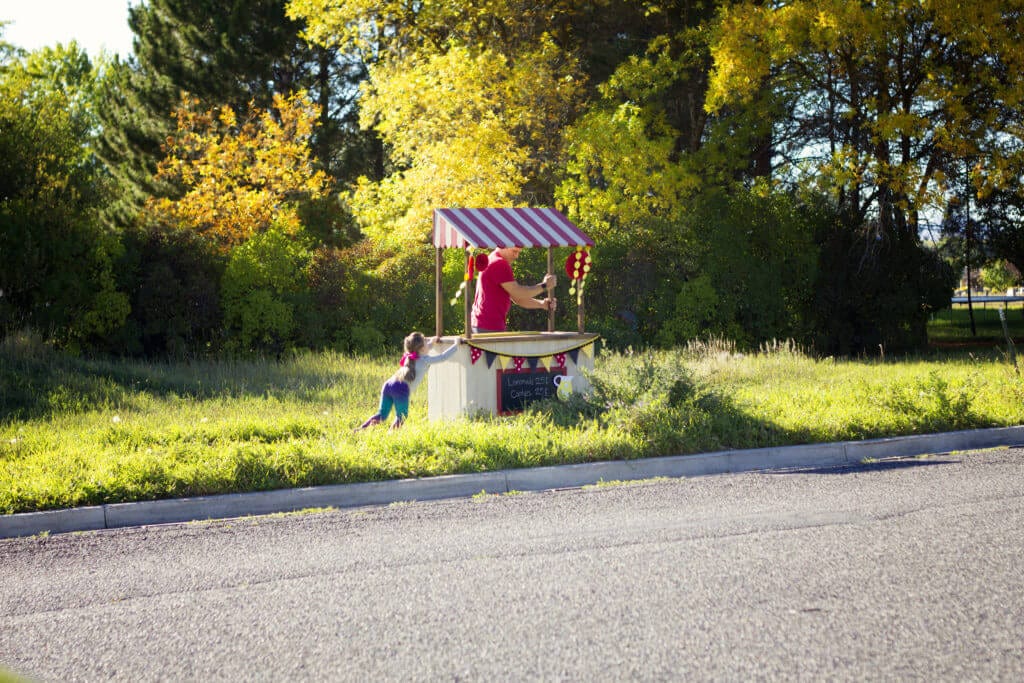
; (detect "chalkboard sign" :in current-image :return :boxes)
[497,368,564,413]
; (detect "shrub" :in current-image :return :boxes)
[300,241,432,353]
[112,226,224,357]
[221,227,311,354]
[652,189,818,349]
[301,244,400,352]
[0,65,128,348]
[656,274,728,347]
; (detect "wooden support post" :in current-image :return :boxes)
[578,292,585,334]
[464,250,473,339]
[435,247,443,338]
[547,247,555,332]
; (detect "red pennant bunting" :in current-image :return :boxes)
[513,357,525,372]
[554,352,566,369]
[470,347,482,364]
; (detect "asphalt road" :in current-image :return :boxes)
[2,447,1022,681]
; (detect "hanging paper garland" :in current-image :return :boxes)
[462,340,595,367]
[565,246,592,305]
[450,252,479,306]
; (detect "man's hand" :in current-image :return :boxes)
[542,297,557,311]
[542,273,557,289]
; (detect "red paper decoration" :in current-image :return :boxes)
[452,252,484,306]
[564,249,591,280]
[475,253,490,273]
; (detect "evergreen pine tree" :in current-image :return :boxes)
[95,0,380,233]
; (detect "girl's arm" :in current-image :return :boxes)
[419,338,461,366]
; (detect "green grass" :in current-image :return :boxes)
[929,302,1024,344]
[2,331,1023,515]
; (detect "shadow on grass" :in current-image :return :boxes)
[928,305,1024,349]
[0,346,366,423]
[526,376,864,459]
[526,358,1007,461]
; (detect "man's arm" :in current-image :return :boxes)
[501,273,557,309]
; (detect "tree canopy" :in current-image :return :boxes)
[290,0,599,251]
[4,1,1024,354]
[0,43,128,345]
[95,0,370,229]
[147,91,331,252]
[706,0,1024,233]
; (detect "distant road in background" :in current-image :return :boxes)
[951,295,1024,305]
[2,448,1022,681]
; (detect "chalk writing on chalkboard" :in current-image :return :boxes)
[497,369,563,414]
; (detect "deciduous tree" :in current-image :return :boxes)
[147,91,331,252]
[706,0,1024,234]
[291,0,596,250]
[96,0,369,232]
[704,0,1019,351]
[0,45,128,346]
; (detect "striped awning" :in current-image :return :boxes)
[433,208,594,249]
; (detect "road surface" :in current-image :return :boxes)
[2,448,1022,681]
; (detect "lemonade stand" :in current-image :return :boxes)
[427,208,599,419]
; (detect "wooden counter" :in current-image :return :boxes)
[427,332,599,419]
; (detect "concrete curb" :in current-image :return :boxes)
[3,425,1022,539]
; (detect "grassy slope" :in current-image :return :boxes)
[2,331,1022,515]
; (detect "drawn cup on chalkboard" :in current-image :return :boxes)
[553,375,574,400]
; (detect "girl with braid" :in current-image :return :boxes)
[356,332,461,430]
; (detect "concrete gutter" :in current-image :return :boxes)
[3,425,1022,539]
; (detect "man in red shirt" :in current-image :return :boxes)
[471,247,557,333]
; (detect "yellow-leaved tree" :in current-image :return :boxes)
[705,0,1024,232]
[703,0,1024,352]
[556,32,711,245]
[147,91,331,251]
[349,40,583,250]
[289,0,587,252]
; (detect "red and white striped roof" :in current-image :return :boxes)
[433,208,594,249]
